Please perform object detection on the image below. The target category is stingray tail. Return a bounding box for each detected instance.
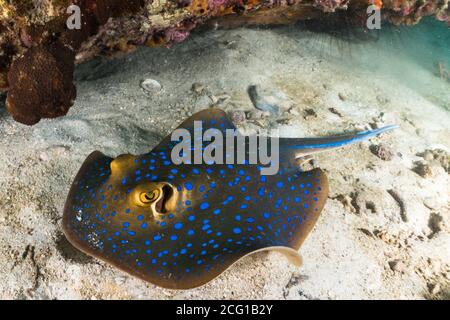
[280,124,399,158]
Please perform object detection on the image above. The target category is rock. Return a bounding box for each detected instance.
[334,194,357,214]
[418,149,450,173]
[338,92,347,101]
[427,282,441,295]
[412,161,434,178]
[303,108,317,120]
[370,144,394,161]
[191,83,206,95]
[209,94,231,107]
[246,110,270,120]
[376,95,390,105]
[328,107,343,117]
[140,79,162,94]
[247,85,282,114]
[288,107,300,116]
[229,110,246,124]
[388,260,407,273]
[39,152,50,162]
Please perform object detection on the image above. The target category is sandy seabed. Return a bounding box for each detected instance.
[0,21,449,300]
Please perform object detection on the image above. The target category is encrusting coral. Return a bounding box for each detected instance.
[0,0,449,125]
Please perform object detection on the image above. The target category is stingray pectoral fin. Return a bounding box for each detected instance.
[63,151,113,248]
[272,247,303,267]
[280,125,399,160]
[153,108,237,152]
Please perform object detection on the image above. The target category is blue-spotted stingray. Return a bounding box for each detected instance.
[63,108,397,289]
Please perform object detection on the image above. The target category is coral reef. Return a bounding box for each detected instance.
[0,0,449,124]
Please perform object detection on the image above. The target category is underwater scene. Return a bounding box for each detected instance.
[0,1,449,300]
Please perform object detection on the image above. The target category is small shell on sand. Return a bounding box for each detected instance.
[140,78,162,94]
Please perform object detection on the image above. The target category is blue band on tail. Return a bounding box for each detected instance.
[286,125,399,149]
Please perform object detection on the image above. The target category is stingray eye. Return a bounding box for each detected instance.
[140,190,160,204]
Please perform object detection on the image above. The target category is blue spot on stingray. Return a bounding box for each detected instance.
[184,182,193,190]
[263,212,270,219]
[174,222,183,230]
[258,187,265,197]
[277,181,283,188]
[233,227,242,234]
[202,224,211,231]
[128,231,135,236]
[170,235,178,241]
[180,249,187,254]
[192,168,200,175]
[247,217,255,223]
[304,203,309,209]
[185,200,191,206]
[141,222,148,229]
[145,240,151,246]
[137,215,144,221]
[260,176,267,183]
[304,190,309,195]
[240,204,248,209]
[170,168,178,174]
[188,215,195,222]
[213,208,221,215]
[199,185,205,192]
[154,235,162,241]
[235,215,241,221]
[200,202,210,210]
[123,222,130,229]
[188,230,195,236]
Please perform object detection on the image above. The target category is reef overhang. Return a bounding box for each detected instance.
[0,0,449,124]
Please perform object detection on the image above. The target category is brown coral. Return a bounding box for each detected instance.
[6,41,76,125]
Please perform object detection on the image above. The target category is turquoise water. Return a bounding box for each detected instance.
[305,17,450,110]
